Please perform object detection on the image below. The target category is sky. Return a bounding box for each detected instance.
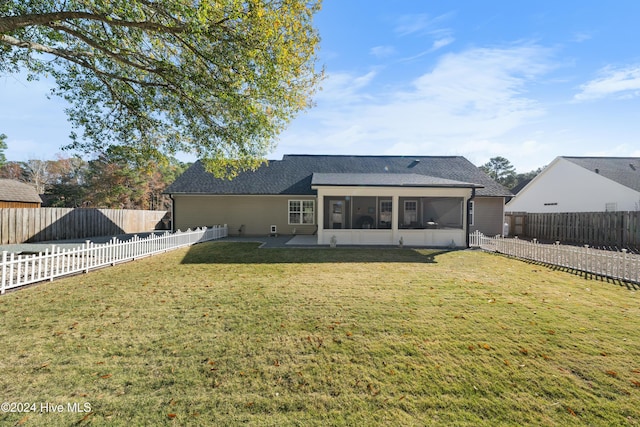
[2,1,640,173]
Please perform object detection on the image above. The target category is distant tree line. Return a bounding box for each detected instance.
[479,156,543,191]
[0,141,541,206]
[0,145,187,210]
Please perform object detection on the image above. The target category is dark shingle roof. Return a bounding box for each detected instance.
[563,157,640,192]
[311,173,482,188]
[0,179,42,203]
[165,155,511,197]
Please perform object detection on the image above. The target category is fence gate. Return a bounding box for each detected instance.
[505,212,526,237]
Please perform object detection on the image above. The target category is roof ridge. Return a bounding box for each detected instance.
[562,156,640,160]
[282,154,461,159]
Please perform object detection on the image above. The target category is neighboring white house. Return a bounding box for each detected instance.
[506,156,640,213]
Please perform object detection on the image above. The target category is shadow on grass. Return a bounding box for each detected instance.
[181,242,449,264]
[501,255,640,291]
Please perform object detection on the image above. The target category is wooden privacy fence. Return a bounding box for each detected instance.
[0,208,168,244]
[1,225,228,294]
[507,211,640,249]
[470,230,640,285]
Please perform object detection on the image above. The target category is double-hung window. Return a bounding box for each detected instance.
[289,200,315,225]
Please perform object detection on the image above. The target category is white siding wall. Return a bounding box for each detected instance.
[506,158,640,213]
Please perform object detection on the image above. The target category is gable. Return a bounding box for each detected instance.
[506,157,640,212]
[165,155,511,198]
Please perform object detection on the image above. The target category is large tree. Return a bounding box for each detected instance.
[85,146,152,209]
[480,156,517,189]
[0,0,322,176]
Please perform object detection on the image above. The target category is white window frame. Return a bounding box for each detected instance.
[288,200,315,225]
[379,199,392,225]
[468,200,475,226]
[404,200,418,225]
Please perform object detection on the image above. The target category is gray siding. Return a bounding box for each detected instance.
[471,197,505,236]
[173,195,316,236]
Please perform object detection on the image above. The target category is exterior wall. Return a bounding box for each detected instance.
[172,194,317,236]
[471,197,505,236]
[506,157,640,213]
[172,189,499,246]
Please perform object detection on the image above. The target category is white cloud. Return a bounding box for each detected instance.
[276,44,555,162]
[394,13,456,62]
[431,37,455,51]
[315,70,377,104]
[574,65,640,101]
[394,12,454,36]
[401,36,457,62]
[370,45,396,58]
[406,45,551,120]
[571,32,592,43]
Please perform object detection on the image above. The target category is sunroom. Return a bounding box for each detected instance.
[311,173,483,247]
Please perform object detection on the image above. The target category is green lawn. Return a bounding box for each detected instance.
[0,242,639,426]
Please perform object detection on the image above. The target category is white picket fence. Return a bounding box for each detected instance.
[469,230,640,285]
[0,225,228,294]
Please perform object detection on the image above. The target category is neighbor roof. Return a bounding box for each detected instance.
[165,155,511,197]
[0,179,42,203]
[563,157,640,192]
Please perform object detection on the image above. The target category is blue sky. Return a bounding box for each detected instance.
[2,1,640,173]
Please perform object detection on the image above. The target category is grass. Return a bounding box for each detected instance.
[0,242,639,426]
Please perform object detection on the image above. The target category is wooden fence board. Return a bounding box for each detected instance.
[0,208,168,244]
[507,211,640,248]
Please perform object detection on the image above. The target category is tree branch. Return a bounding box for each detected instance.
[0,33,91,60]
[48,22,165,75]
[1,34,172,90]
[0,11,185,34]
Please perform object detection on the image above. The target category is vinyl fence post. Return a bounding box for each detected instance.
[583,245,590,277]
[1,251,7,295]
[51,245,57,282]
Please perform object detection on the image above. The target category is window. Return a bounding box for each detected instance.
[468,200,475,226]
[404,200,418,225]
[379,199,392,227]
[605,202,617,212]
[289,200,314,225]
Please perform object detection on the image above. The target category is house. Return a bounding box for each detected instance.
[164,155,512,247]
[0,179,42,208]
[506,156,640,213]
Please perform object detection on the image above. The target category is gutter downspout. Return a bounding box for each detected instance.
[466,187,476,248]
[169,194,176,232]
